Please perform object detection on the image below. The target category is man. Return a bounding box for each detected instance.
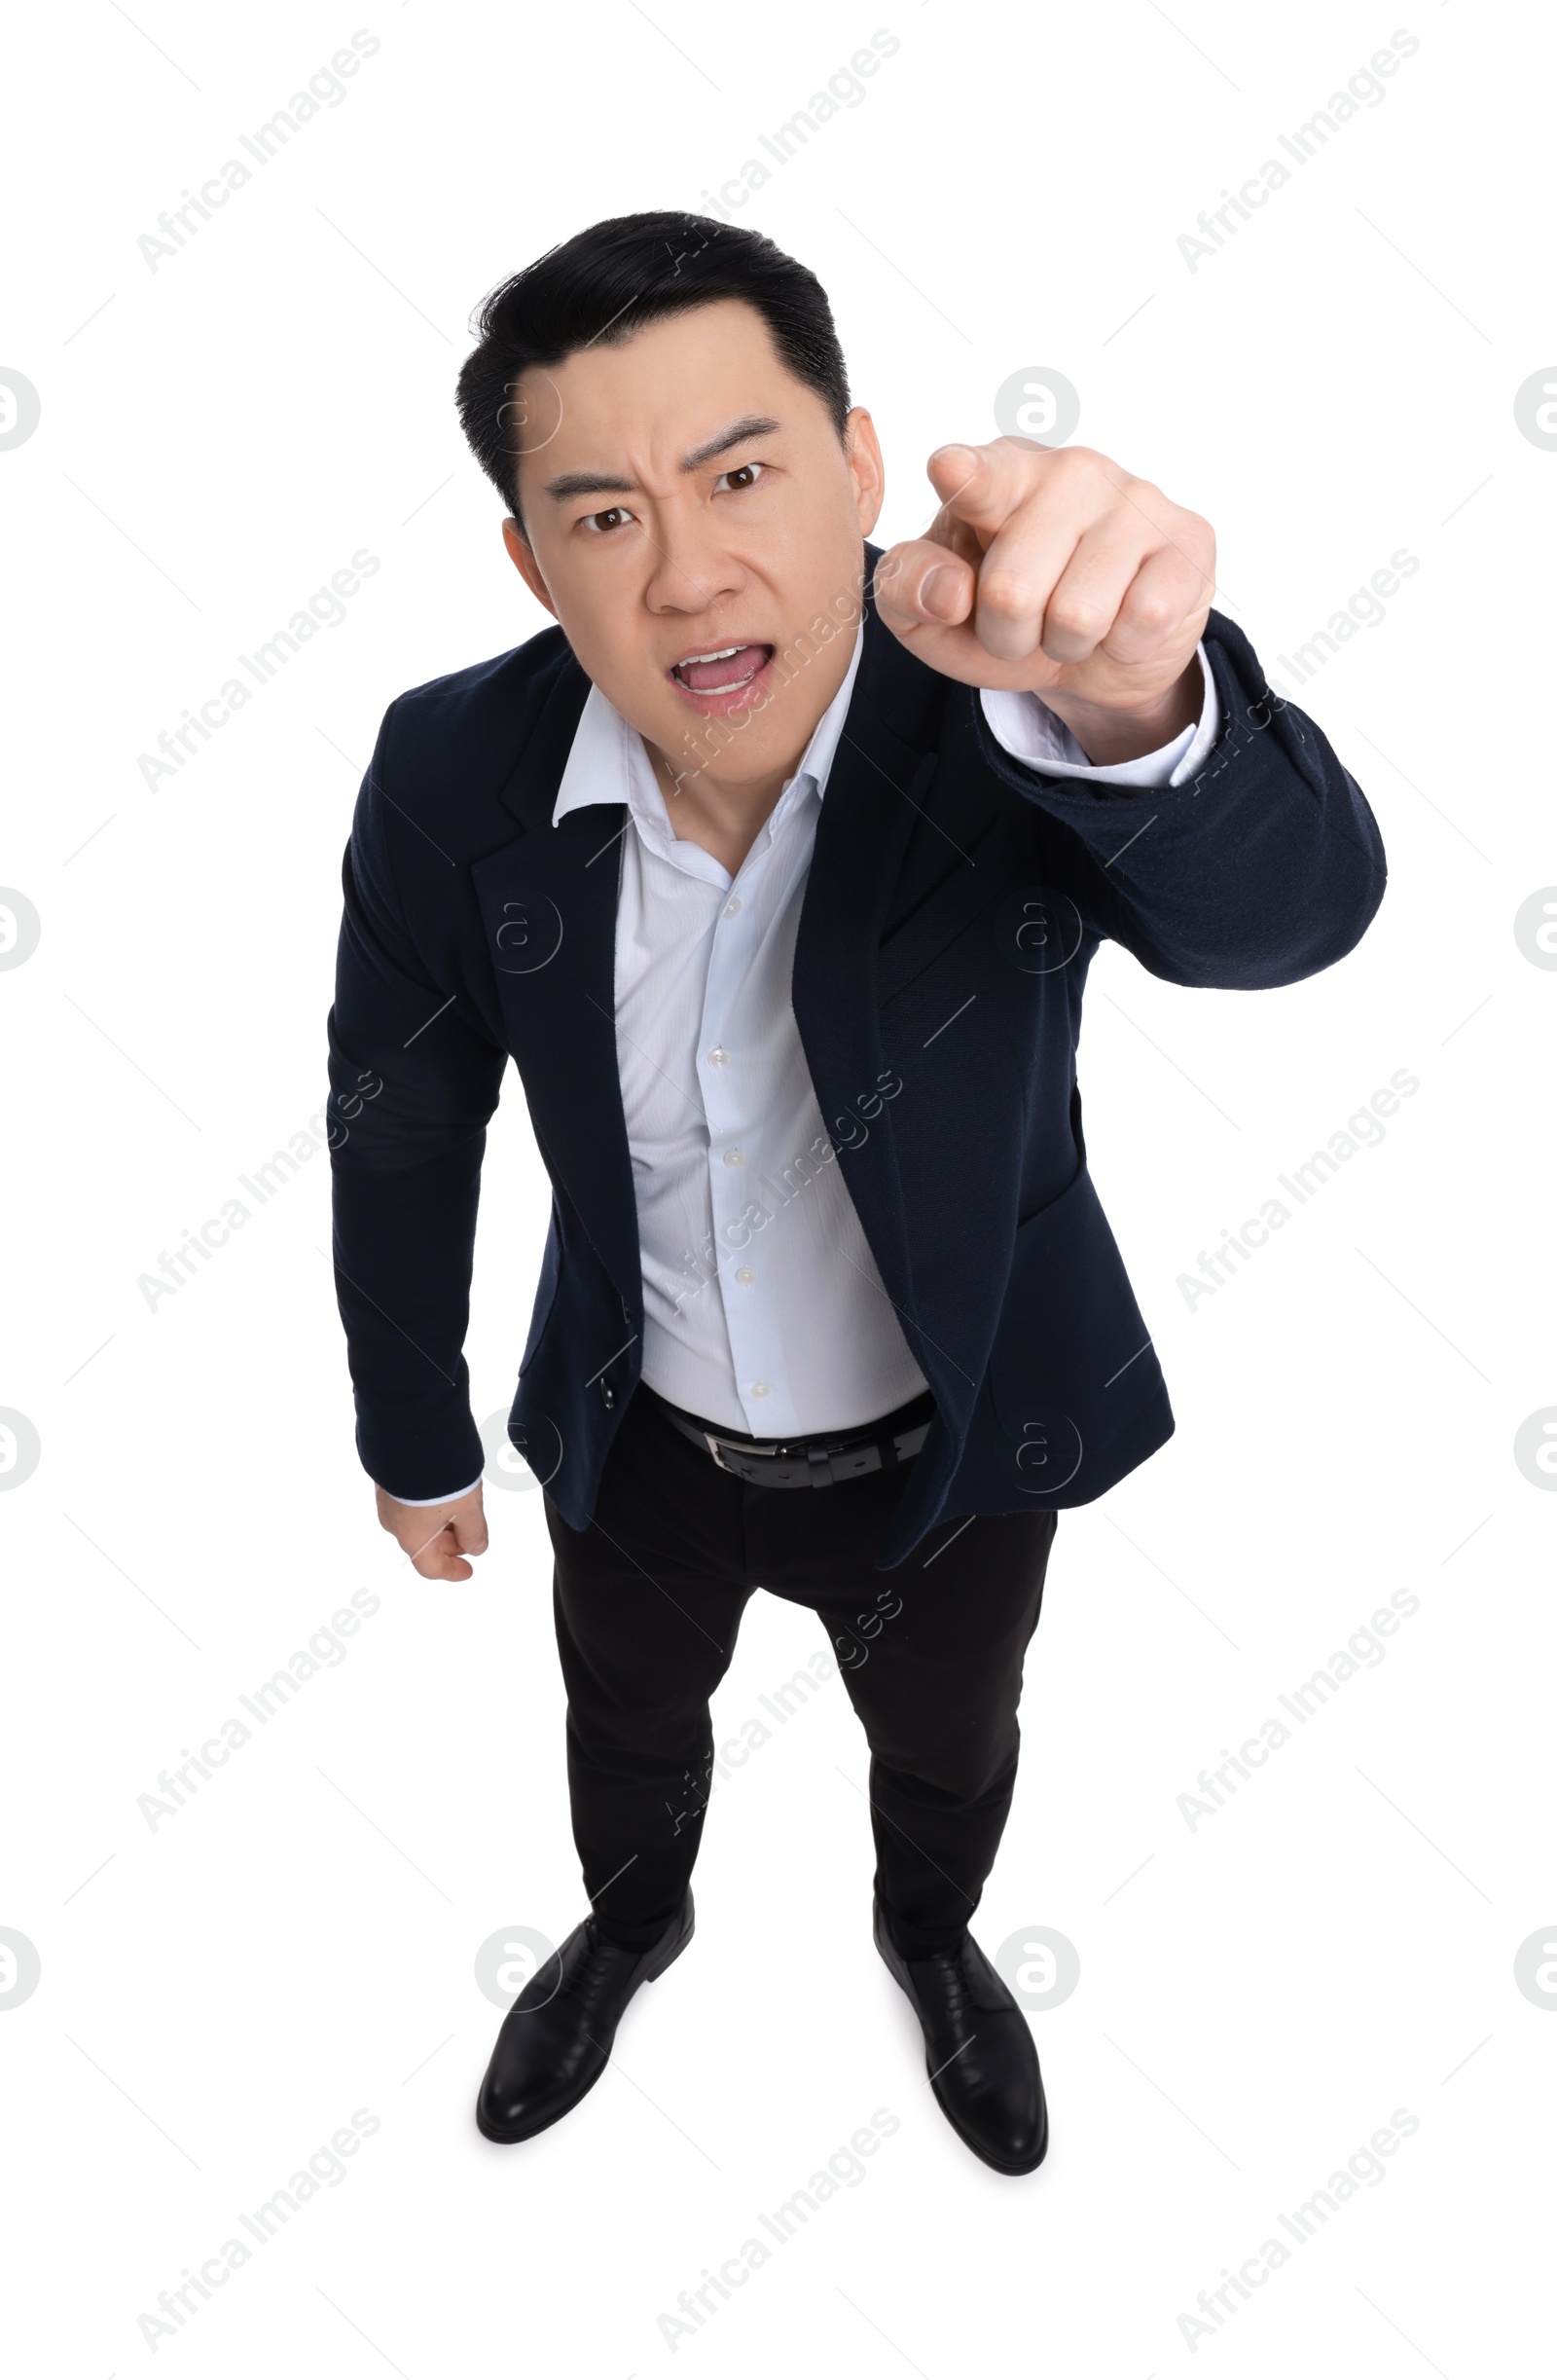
[327,211,1385,2176]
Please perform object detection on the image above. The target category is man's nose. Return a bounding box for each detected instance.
[642,504,743,616]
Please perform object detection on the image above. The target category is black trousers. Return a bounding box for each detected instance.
[542,1382,1059,1958]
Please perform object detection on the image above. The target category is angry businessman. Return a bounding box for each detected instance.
[327,211,1386,2174]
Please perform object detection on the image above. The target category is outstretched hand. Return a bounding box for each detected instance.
[873,439,1215,765]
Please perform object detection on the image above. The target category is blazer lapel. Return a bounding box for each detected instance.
[470,659,643,1312]
[790,587,941,1352]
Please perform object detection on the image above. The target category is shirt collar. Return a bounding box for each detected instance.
[552,627,864,841]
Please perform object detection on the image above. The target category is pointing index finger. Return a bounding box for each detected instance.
[926,438,1041,534]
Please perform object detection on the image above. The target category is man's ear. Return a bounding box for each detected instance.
[845,406,886,540]
[502,516,557,617]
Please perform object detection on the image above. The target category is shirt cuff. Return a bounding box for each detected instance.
[378,1475,484,1506]
[978,643,1220,789]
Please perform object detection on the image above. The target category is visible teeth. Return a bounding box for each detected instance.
[678,645,742,666]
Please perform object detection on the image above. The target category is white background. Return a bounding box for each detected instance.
[2,0,1551,2370]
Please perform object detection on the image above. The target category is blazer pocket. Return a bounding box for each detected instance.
[519,1211,562,1375]
[989,1163,1162,1456]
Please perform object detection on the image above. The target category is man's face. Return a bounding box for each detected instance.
[505,298,883,792]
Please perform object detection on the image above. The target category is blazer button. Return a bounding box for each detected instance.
[600,1380,616,1410]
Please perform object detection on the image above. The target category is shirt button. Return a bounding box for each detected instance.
[749,1382,771,1399]
[723,1148,743,1167]
[724,897,742,918]
[735,1266,755,1284]
[707,1044,729,1067]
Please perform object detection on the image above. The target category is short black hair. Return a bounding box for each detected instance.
[454,211,851,534]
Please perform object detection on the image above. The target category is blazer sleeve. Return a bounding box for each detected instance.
[326,703,508,1499]
[967,606,1388,989]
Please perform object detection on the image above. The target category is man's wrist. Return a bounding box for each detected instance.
[1035,656,1203,768]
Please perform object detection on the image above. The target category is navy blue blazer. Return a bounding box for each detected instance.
[327,545,1386,1568]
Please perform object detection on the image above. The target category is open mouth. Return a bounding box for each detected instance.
[668,641,777,714]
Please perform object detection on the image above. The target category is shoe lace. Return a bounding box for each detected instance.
[572,1921,635,2012]
[920,1941,975,2028]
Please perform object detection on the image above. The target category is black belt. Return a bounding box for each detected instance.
[651,1386,934,1488]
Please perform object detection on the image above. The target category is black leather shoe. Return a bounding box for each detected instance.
[476,1890,695,2144]
[873,1895,1047,2175]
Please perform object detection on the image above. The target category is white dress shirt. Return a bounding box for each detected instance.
[390,636,1220,1500]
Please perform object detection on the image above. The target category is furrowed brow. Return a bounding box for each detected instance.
[678,414,782,471]
[542,467,638,502]
[541,415,781,504]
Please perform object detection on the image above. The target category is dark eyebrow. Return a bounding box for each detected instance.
[681,413,781,471]
[541,414,782,503]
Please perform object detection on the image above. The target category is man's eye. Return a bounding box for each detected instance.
[583,506,632,534]
[714,461,765,494]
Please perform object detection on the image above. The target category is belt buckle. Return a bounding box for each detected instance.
[703,1429,779,1475]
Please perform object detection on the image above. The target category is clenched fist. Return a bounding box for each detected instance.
[874,439,1215,767]
[376,1482,489,1581]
